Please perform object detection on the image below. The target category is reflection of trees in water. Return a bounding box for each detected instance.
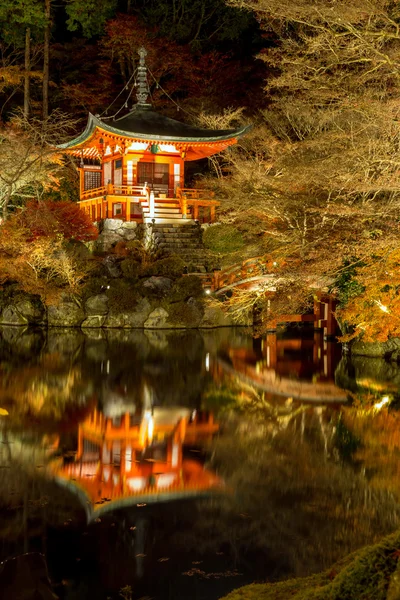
[0,328,213,427]
[340,408,400,498]
[171,409,400,581]
[0,437,83,560]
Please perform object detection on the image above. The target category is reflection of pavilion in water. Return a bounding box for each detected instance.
[53,396,221,518]
[212,330,348,403]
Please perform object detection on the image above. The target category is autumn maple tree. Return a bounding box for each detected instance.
[0,199,97,302]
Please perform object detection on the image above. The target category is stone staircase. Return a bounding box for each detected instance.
[151,223,208,273]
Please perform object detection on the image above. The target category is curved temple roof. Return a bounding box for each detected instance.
[58,105,251,149]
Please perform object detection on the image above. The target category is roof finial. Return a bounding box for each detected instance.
[136,47,151,107]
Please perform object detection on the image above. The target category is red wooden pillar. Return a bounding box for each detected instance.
[313,293,325,329]
[326,296,338,337]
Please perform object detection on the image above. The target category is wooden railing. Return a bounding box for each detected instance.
[176,187,219,222]
[79,185,219,222]
[81,184,150,202]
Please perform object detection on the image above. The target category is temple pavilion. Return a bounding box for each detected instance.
[59,48,250,224]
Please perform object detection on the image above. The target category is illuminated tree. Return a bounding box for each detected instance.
[198,0,400,338]
[0,111,76,220]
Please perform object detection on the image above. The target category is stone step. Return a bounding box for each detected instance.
[154,230,200,237]
[152,222,198,228]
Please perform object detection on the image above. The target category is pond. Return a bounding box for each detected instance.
[1,325,400,600]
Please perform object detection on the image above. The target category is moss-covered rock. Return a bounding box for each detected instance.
[170,275,204,302]
[220,529,400,600]
[166,298,204,328]
[350,338,400,360]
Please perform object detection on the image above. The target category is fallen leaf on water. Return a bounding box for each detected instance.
[129,526,137,531]
[137,503,147,507]
[0,408,9,416]
[135,553,146,558]
[158,557,169,562]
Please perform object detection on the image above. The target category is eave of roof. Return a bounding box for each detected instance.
[58,109,252,150]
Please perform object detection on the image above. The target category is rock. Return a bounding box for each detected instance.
[0,294,45,326]
[105,297,152,328]
[0,552,59,600]
[121,221,138,241]
[81,315,106,328]
[47,301,85,327]
[351,338,400,359]
[144,307,169,328]
[95,219,141,251]
[0,305,28,326]
[96,231,123,252]
[85,294,109,316]
[15,297,45,323]
[103,255,122,278]
[199,304,237,328]
[103,218,121,231]
[142,276,173,296]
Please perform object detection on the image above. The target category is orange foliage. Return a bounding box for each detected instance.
[0,201,96,302]
[337,247,400,342]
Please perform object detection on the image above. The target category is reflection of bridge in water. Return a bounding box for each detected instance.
[52,402,222,520]
[212,331,348,403]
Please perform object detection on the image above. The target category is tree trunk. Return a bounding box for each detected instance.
[42,0,51,120]
[1,188,12,222]
[24,27,31,120]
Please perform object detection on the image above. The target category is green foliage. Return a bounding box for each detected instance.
[145,255,186,280]
[331,258,366,307]
[120,258,142,280]
[65,0,117,38]
[203,224,245,254]
[0,0,46,46]
[170,275,204,302]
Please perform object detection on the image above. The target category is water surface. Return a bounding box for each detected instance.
[1,326,400,600]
